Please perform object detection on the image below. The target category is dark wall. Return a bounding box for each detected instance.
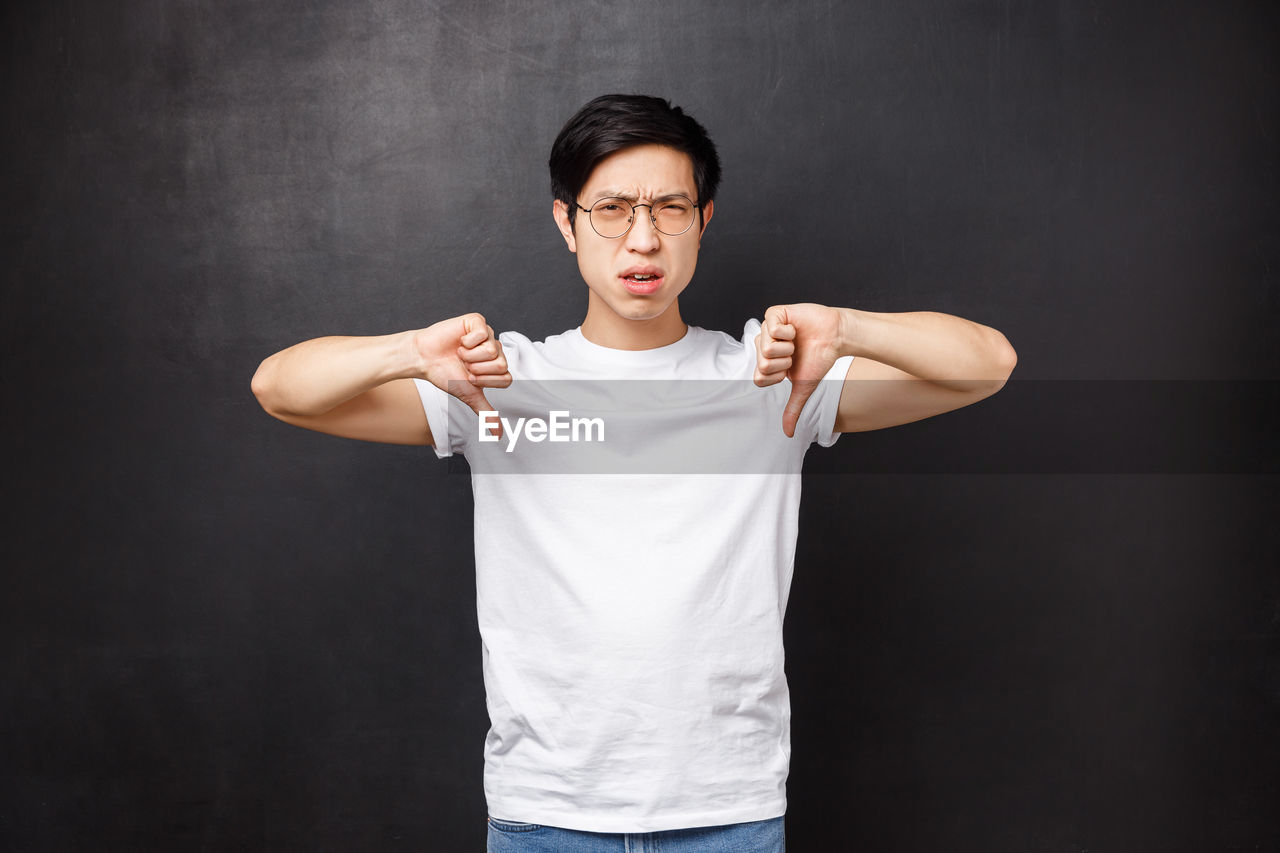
[3,1,1276,849]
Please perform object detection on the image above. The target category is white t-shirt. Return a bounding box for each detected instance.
[414,319,853,833]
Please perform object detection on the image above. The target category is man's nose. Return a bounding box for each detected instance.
[625,205,660,252]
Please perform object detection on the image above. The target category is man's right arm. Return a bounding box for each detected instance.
[250,313,510,446]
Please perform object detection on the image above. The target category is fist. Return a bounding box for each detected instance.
[413,313,512,428]
[754,303,846,438]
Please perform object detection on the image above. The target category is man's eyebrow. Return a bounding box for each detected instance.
[589,189,693,202]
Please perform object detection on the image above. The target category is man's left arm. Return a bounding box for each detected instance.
[753,303,1018,436]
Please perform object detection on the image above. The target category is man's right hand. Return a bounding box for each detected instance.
[414,313,513,424]
[252,312,513,447]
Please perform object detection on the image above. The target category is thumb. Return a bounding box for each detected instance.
[782,378,818,439]
[449,382,502,439]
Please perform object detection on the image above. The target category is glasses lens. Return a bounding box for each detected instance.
[652,197,696,236]
[589,198,633,238]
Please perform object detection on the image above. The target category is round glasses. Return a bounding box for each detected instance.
[574,195,701,239]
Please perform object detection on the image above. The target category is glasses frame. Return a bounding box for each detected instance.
[574,195,702,239]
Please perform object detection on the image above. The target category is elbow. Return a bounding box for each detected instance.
[959,329,1016,399]
[251,360,283,416]
[987,331,1017,394]
[997,333,1017,380]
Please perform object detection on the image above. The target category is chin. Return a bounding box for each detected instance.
[620,297,677,320]
[613,306,664,323]
[585,277,686,323]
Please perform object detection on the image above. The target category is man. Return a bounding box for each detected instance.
[252,94,1016,852]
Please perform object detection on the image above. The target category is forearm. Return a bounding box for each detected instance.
[251,331,424,417]
[836,308,1017,392]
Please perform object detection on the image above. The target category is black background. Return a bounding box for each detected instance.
[3,1,1277,850]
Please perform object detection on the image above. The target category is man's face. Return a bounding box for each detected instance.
[553,144,714,326]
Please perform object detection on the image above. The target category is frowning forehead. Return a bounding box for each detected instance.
[586,188,692,203]
[578,144,698,202]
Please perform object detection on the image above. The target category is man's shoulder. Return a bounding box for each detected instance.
[695,319,764,361]
[495,327,575,350]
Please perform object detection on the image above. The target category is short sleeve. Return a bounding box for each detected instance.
[412,378,461,459]
[795,354,854,447]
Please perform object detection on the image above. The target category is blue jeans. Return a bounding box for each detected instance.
[486,815,785,852]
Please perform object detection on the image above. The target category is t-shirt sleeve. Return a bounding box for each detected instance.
[412,378,460,459]
[795,354,854,447]
[742,318,854,448]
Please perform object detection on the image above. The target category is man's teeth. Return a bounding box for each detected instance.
[629,274,657,280]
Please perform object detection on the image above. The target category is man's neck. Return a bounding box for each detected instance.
[580,298,688,351]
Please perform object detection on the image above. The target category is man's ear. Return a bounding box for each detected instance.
[697,199,714,247]
[553,200,577,253]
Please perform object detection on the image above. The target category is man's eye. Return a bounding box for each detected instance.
[598,204,625,212]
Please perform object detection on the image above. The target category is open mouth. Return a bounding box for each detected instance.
[621,270,664,294]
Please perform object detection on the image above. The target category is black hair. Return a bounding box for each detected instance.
[549,94,722,229]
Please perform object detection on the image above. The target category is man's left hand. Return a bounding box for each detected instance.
[754,302,849,438]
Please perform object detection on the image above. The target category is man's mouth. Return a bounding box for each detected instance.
[621,269,664,294]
